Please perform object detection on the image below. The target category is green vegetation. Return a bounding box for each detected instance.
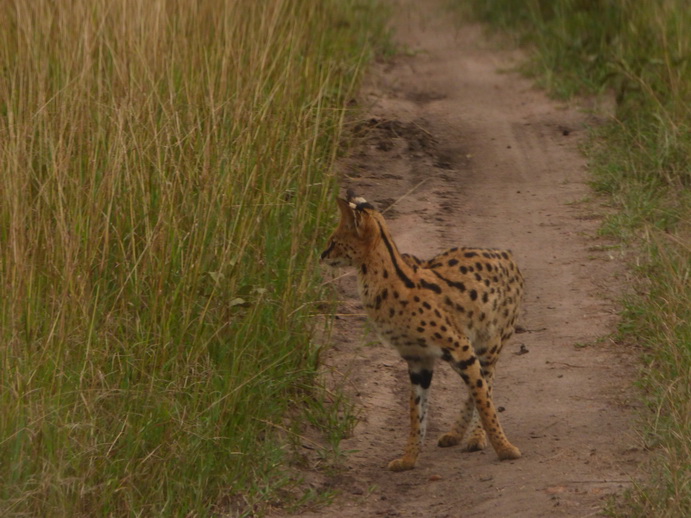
[462,1,690,516]
[0,0,386,515]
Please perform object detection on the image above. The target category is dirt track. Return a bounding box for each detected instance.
[289,2,644,516]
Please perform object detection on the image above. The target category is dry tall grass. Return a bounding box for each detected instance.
[0,0,385,514]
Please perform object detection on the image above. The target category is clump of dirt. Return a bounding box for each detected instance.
[352,117,438,156]
[276,1,644,516]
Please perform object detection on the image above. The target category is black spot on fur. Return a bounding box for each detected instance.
[377,221,415,288]
[456,357,477,370]
[432,270,466,292]
[409,369,433,389]
[420,279,442,294]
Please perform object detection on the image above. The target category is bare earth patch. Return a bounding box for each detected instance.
[283,1,645,516]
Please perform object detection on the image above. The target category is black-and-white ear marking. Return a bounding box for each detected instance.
[346,189,375,211]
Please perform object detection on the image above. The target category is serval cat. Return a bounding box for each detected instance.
[320,191,523,471]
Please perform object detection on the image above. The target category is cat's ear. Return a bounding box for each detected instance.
[336,197,356,230]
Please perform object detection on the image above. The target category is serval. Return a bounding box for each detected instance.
[320,191,523,471]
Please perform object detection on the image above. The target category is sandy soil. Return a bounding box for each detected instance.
[285,2,645,516]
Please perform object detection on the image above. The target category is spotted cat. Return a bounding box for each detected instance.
[320,192,523,471]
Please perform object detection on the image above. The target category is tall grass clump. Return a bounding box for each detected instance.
[461,0,690,516]
[0,0,386,515]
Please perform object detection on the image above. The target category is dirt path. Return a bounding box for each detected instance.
[292,2,644,516]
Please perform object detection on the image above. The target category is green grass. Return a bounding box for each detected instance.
[459,1,691,516]
[0,0,387,515]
